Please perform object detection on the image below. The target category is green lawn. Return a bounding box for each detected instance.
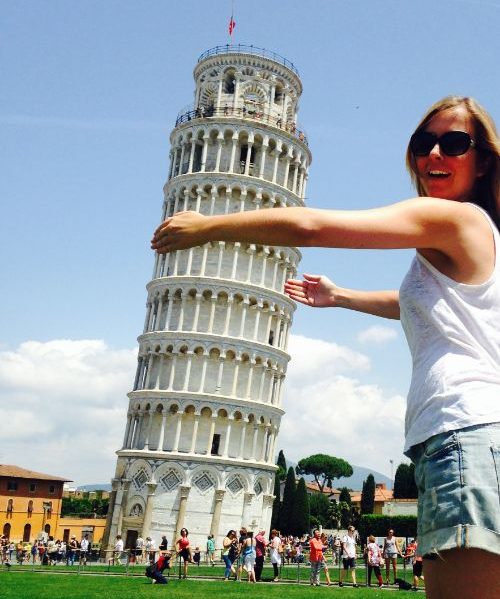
[0,570,423,599]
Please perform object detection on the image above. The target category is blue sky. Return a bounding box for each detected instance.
[1,0,499,486]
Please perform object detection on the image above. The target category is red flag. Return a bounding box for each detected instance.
[229,15,236,36]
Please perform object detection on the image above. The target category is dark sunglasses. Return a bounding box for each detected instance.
[410,130,476,157]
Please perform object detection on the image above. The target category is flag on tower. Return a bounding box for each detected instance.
[229,15,236,36]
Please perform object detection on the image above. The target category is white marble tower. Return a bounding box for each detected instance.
[103,45,311,551]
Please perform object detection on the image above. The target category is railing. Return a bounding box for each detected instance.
[1,546,423,589]
[175,105,308,146]
[197,45,299,77]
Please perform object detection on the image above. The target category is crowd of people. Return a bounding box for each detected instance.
[0,533,93,567]
[2,525,424,590]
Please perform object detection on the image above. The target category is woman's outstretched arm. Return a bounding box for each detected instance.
[151,197,480,254]
[285,274,400,320]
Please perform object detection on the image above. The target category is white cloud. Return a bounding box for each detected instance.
[281,335,406,481]
[0,340,136,485]
[357,325,398,345]
[0,335,406,489]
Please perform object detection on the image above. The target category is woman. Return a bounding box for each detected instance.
[382,529,402,585]
[366,535,384,587]
[320,532,331,585]
[152,96,500,599]
[242,531,257,583]
[268,529,281,582]
[221,529,237,581]
[175,528,192,579]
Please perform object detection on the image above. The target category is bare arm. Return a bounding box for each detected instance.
[285,274,400,320]
[151,198,494,286]
[153,198,465,251]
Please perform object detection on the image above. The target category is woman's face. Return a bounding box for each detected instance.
[414,106,485,203]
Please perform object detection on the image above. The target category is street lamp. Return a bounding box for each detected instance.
[389,460,394,488]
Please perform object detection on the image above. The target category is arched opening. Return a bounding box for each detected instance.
[2,523,11,539]
[23,523,31,543]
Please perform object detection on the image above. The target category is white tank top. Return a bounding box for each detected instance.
[400,204,500,451]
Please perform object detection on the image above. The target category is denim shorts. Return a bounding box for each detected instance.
[406,422,500,557]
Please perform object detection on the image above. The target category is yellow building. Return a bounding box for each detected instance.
[1,464,69,542]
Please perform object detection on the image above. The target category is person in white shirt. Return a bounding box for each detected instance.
[339,526,358,587]
[79,534,90,565]
[109,535,124,565]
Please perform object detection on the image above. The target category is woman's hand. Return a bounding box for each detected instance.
[151,211,210,253]
[284,274,340,308]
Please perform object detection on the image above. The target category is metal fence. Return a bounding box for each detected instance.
[197,45,299,76]
[174,105,309,147]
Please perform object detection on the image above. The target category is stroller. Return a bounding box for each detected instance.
[145,552,171,584]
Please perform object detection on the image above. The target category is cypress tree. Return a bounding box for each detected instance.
[291,477,310,536]
[394,463,411,498]
[276,449,287,481]
[278,466,297,534]
[360,474,375,514]
[339,486,352,505]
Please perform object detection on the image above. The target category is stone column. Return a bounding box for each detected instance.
[116,479,131,538]
[140,481,158,539]
[173,485,191,542]
[209,490,225,538]
[157,410,168,452]
[241,492,254,527]
[259,139,268,178]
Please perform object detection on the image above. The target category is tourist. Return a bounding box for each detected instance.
[366,534,384,587]
[254,529,267,581]
[206,534,215,566]
[145,536,156,563]
[269,529,281,582]
[339,525,358,587]
[193,546,201,566]
[405,536,424,591]
[79,534,89,565]
[175,527,193,579]
[151,95,500,598]
[320,532,331,585]
[383,528,403,585]
[242,531,256,583]
[222,529,237,581]
[309,528,324,586]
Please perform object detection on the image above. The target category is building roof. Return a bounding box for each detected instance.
[350,483,393,503]
[0,464,71,482]
[305,481,339,495]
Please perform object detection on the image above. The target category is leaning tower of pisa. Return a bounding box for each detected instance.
[103,45,311,551]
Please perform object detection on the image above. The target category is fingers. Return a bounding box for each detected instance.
[302,273,322,282]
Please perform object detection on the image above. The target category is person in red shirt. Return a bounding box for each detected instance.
[309,529,325,586]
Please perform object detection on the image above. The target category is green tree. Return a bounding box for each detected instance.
[270,472,281,531]
[394,463,418,499]
[360,474,375,514]
[407,463,418,498]
[291,477,310,536]
[339,487,352,505]
[296,454,353,495]
[278,467,296,533]
[309,492,330,527]
[276,449,287,481]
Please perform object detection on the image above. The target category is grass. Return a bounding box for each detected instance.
[0,569,423,599]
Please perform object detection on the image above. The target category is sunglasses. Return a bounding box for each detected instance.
[410,130,476,157]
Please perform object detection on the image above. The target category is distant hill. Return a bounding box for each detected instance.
[77,483,112,492]
[288,462,392,491]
